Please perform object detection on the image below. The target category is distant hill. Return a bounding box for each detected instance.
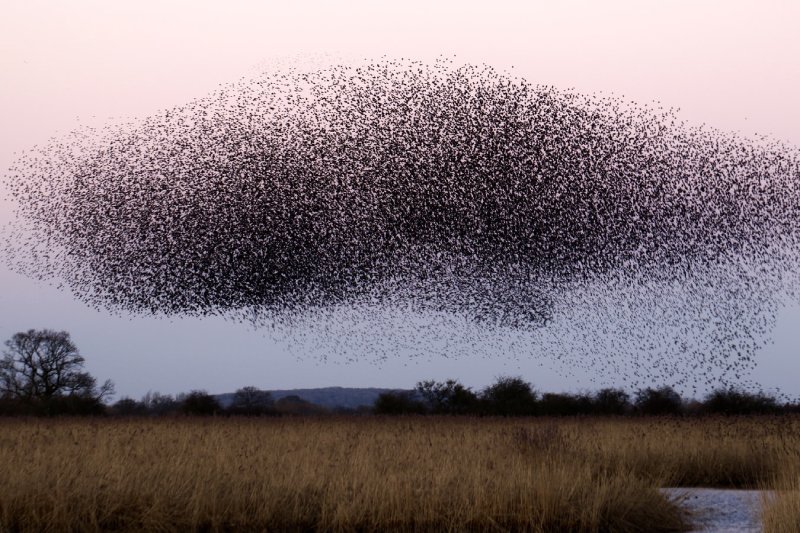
[216,387,413,410]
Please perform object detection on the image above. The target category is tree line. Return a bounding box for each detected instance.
[375,377,797,417]
[2,329,797,417]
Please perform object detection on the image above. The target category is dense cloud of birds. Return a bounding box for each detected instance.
[4,58,800,391]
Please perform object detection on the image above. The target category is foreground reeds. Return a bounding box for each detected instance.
[1,416,799,532]
[762,435,800,533]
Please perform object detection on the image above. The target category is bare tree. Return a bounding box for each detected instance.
[228,386,274,415]
[0,329,114,404]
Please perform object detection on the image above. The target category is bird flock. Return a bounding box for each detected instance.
[5,58,800,391]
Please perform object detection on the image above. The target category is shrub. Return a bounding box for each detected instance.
[481,376,538,416]
[634,386,683,416]
[415,379,479,415]
[112,397,147,416]
[539,393,589,416]
[593,388,631,415]
[180,390,221,416]
[374,391,426,415]
[141,392,181,416]
[227,386,275,416]
[702,387,780,415]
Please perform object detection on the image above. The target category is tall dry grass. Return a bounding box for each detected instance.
[761,426,800,533]
[1,416,798,531]
[560,416,800,487]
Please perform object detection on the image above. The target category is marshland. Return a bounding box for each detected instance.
[1,415,799,532]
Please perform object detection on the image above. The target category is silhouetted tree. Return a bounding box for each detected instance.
[228,386,275,416]
[634,386,683,416]
[140,391,180,416]
[481,376,538,416]
[593,388,631,415]
[180,390,221,415]
[373,391,426,415]
[539,392,594,416]
[784,402,800,414]
[0,329,114,415]
[416,379,479,414]
[111,397,147,416]
[539,393,575,416]
[702,387,780,415]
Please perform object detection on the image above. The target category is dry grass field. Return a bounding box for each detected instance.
[762,454,800,533]
[0,416,799,532]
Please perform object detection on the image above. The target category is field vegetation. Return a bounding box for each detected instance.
[1,416,800,532]
[3,330,800,530]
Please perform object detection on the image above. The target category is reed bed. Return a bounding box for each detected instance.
[1,416,798,532]
[761,436,800,533]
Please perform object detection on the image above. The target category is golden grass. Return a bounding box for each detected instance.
[763,489,800,533]
[761,437,800,533]
[1,416,799,532]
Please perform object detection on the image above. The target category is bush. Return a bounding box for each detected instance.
[111,397,147,416]
[43,395,107,416]
[0,394,106,416]
[180,390,221,416]
[593,388,631,415]
[141,392,181,416]
[634,386,683,416]
[482,376,538,416]
[227,386,275,416]
[539,393,591,416]
[374,391,426,415]
[702,388,780,415]
[416,379,479,415]
[0,396,34,416]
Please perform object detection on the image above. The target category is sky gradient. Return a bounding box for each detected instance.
[1,1,799,399]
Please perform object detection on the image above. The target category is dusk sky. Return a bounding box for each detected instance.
[1,1,799,400]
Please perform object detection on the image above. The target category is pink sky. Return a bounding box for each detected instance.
[2,1,798,152]
[1,1,799,398]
